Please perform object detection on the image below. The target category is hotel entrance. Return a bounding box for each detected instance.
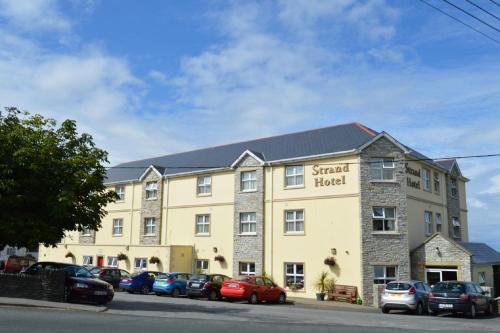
[425,267,458,286]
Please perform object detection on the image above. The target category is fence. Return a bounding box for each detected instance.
[0,270,65,302]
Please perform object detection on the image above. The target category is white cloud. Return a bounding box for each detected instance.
[482,174,500,195]
[469,198,487,209]
[0,0,70,31]
[148,70,168,84]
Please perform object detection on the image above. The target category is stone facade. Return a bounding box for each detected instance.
[359,137,410,305]
[445,165,461,241]
[411,233,472,281]
[139,169,163,245]
[232,154,265,276]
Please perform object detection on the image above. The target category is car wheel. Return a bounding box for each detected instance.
[485,302,493,316]
[155,292,162,296]
[141,285,150,295]
[248,293,258,305]
[208,290,217,301]
[187,294,195,299]
[172,288,181,298]
[381,307,390,314]
[64,287,72,302]
[468,303,477,319]
[414,302,424,316]
[278,293,286,305]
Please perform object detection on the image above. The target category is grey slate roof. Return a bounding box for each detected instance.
[434,159,456,171]
[459,242,500,265]
[105,122,378,183]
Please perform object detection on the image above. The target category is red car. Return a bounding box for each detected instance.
[220,276,286,304]
[0,255,36,273]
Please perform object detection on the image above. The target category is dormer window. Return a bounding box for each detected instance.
[145,181,158,199]
[241,171,257,191]
[451,178,458,198]
[370,158,395,180]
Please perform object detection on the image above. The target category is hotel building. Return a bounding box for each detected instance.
[39,122,500,303]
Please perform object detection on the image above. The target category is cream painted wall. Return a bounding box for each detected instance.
[405,161,446,203]
[407,199,448,250]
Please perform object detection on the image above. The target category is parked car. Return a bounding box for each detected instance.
[89,267,130,289]
[119,271,161,294]
[381,280,431,315]
[24,261,114,304]
[428,281,494,318]
[220,276,286,304]
[186,274,231,300]
[153,272,191,297]
[0,255,37,274]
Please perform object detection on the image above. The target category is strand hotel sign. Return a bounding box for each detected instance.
[312,164,350,187]
[405,163,421,189]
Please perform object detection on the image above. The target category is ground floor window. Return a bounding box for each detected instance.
[239,262,255,276]
[479,272,487,286]
[134,257,147,270]
[285,263,304,290]
[83,256,93,266]
[107,256,118,267]
[373,265,397,284]
[425,266,458,286]
[196,259,209,273]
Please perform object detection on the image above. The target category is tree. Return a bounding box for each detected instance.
[0,107,118,248]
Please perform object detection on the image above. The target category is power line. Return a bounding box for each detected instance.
[441,0,500,33]
[419,0,500,45]
[105,153,500,169]
[489,0,500,8]
[465,0,500,22]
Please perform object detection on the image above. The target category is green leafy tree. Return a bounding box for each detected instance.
[0,107,118,249]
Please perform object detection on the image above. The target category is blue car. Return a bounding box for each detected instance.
[119,271,161,294]
[153,272,192,297]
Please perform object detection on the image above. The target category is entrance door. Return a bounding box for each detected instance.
[97,256,104,267]
[425,267,458,287]
[494,265,500,298]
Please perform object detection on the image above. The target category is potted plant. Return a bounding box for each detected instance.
[324,257,336,266]
[117,253,128,261]
[149,256,160,264]
[214,255,225,262]
[65,251,74,258]
[314,271,332,301]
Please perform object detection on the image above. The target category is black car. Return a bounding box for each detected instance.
[428,281,493,318]
[24,262,114,305]
[186,274,231,300]
[89,267,130,289]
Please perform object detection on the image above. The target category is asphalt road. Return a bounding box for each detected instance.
[0,292,498,333]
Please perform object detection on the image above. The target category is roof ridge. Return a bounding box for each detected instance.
[114,122,373,167]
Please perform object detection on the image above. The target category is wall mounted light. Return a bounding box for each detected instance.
[435,247,441,256]
[213,247,218,253]
[331,248,337,255]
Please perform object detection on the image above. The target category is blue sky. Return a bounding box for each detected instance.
[0,0,499,250]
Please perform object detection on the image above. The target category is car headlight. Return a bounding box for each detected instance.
[75,283,89,289]
[108,284,114,291]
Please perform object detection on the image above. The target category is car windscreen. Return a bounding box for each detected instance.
[432,282,465,293]
[130,272,144,278]
[386,283,412,291]
[65,266,93,278]
[235,276,251,282]
[190,274,209,281]
[89,267,102,274]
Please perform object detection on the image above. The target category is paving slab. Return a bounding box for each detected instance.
[0,297,107,312]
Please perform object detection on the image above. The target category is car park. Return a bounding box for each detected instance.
[89,267,130,289]
[153,272,191,297]
[186,274,231,300]
[220,276,286,304]
[24,261,114,304]
[0,255,36,274]
[119,271,161,294]
[381,280,431,315]
[428,281,494,318]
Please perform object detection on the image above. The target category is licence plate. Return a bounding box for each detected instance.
[390,293,402,297]
[156,281,166,285]
[228,283,238,288]
[439,304,453,309]
[94,291,107,296]
[191,283,200,288]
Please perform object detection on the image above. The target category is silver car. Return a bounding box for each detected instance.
[381,280,431,315]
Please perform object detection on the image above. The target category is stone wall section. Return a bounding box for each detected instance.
[139,169,163,245]
[359,137,410,305]
[445,166,461,241]
[411,234,472,281]
[232,154,265,276]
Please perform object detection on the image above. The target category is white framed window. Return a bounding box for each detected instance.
[422,168,431,191]
[240,212,257,234]
[239,262,256,276]
[115,186,125,201]
[145,181,158,199]
[83,256,93,266]
[134,257,147,270]
[195,214,210,235]
[196,259,209,273]
[452,217,461,238]
[112,218,123,236]
[144,217,156,235]
[285,210,304,233]
[436,213,442,233]
[370,158,395,180]
[241,171,257,191]
[372,207,396,232]
[107,256,118,267]
[82,227,92,236]
[479,272,487,286]
[285,263,304,290]
[285,165,304,187]
[197,176,212,195]
[374,265,397,284]
[433,172,440,194]
[424,211,433,236]
[451,178,458,197]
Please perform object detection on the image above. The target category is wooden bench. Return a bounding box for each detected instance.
[328,285,357,303]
